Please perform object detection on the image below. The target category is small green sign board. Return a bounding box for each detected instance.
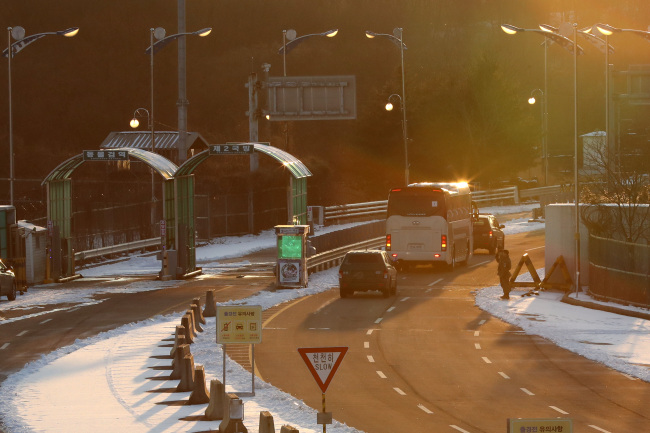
[83,150,129,161]
[508,418,572,433]
[209,144,254,155]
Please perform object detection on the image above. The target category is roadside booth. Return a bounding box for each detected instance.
[275,225,310,288]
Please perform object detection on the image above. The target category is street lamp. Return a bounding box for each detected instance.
[528,89,548,185]
[385,93,409,185]
[278,28,338,76]
[130,107,156,234]
[4,25,79,206]
[144,27,211,163]
[502,22,583,294]
[366,28,409,185]
[594,23,650,173]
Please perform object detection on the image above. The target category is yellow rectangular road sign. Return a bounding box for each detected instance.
[508,418,572,433]
[216,305,262,344]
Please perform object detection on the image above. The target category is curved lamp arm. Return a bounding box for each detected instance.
[3,27,79,58]
[277,29,338,55]
[145,27,212,55]
[365,30,407,50]
[502,23,583,55]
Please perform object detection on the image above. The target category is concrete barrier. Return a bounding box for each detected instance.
[188,365,210,405]
[204,290,217,317]
[280,426,299,433]
[185,309,199,336]
[204,379,226,421]
[190,305,204,333]
[258,411,275,433]
[219,393,248,433]
[180,315,194,344]
[170,326,186,357]
[171,344,190,380]
[192,297,206,325]
[176,351,195,392]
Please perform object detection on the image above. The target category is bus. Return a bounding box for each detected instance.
[385,182,474,270]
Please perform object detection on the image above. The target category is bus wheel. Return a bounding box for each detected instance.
[449,248,456,270]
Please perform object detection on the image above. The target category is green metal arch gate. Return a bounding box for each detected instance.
[42,144,311,279]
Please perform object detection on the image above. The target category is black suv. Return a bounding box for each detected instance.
[338,250,397,298]
[473,214,505,255]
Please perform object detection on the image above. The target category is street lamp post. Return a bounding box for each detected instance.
[502,22,583,294]
[366,28,409,185]
[145,26,211,163]
[4,26,79,206]
[594,23,650,173]
[277,28,338,150]
[130,108,156,234]
[528,89,547,184]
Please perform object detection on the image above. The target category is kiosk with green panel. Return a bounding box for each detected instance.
[275,225,309,288]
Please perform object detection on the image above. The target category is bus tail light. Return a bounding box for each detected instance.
[441,235,447,251]
[386,234,391,251]
[488,230,493,238]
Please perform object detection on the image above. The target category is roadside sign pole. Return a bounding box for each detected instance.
[322,392,326,433]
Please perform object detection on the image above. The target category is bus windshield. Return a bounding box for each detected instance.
[387,189,446,218]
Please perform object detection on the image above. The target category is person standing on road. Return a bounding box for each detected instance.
[496,249,511,299]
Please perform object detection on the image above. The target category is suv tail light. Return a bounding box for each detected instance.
[441,235,447,251]
[489,230,493,238]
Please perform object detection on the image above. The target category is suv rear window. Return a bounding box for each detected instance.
[343,253,383,265]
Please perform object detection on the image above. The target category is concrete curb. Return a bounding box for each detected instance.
[561,294,650,321]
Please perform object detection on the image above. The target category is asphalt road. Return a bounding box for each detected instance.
[255,230,650,433]
[1,225,648,433]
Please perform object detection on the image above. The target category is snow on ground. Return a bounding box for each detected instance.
[1,204,648,432]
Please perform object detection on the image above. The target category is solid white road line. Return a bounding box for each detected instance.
[393,387,406,395]
[482,357,492,364]
[418,404,433,414]
[367,355,375,363]
[376,371,387,379]
[549,406,569,415]
[520,388,535,396]
[498,372,510,379]
[588,425,612,433]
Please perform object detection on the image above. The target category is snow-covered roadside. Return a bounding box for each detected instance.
[1,206,648,432]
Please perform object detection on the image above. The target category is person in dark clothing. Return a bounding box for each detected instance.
[496,249,512,299]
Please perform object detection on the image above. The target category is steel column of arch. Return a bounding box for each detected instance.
[174,174,196,273]
[46,179,73,279]
[163,178,176,251]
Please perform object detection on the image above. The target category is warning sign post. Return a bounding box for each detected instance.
[298,347,348,433]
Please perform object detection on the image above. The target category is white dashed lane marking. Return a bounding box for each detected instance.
[393,387,406,395]
[549,406,569,415]
[367,355,375,363]
[17,330,28,337]
[450,425,471,433]
[364,342,369,349]
[418,404,433,414]
[40,318,52,324]
[374,318,383,324]
[376,371,386,379]
[0,343,9,350]
[474,343,481,350]
[520,388,535,396]
[387,307,395,313]
[428,278,444,287]
[478,319,486,325]
[498,372,510,379]
[482,357,492,364]
[588,425,612,433]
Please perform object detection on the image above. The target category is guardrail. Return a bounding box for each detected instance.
[471,186,518,204]
[74,237,161,261]
[324,201,387,225]
[306,236,385,273]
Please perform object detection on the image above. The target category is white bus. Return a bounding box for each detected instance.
[386,182,474,270]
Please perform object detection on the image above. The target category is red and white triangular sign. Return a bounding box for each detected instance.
[298,347,348,393]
